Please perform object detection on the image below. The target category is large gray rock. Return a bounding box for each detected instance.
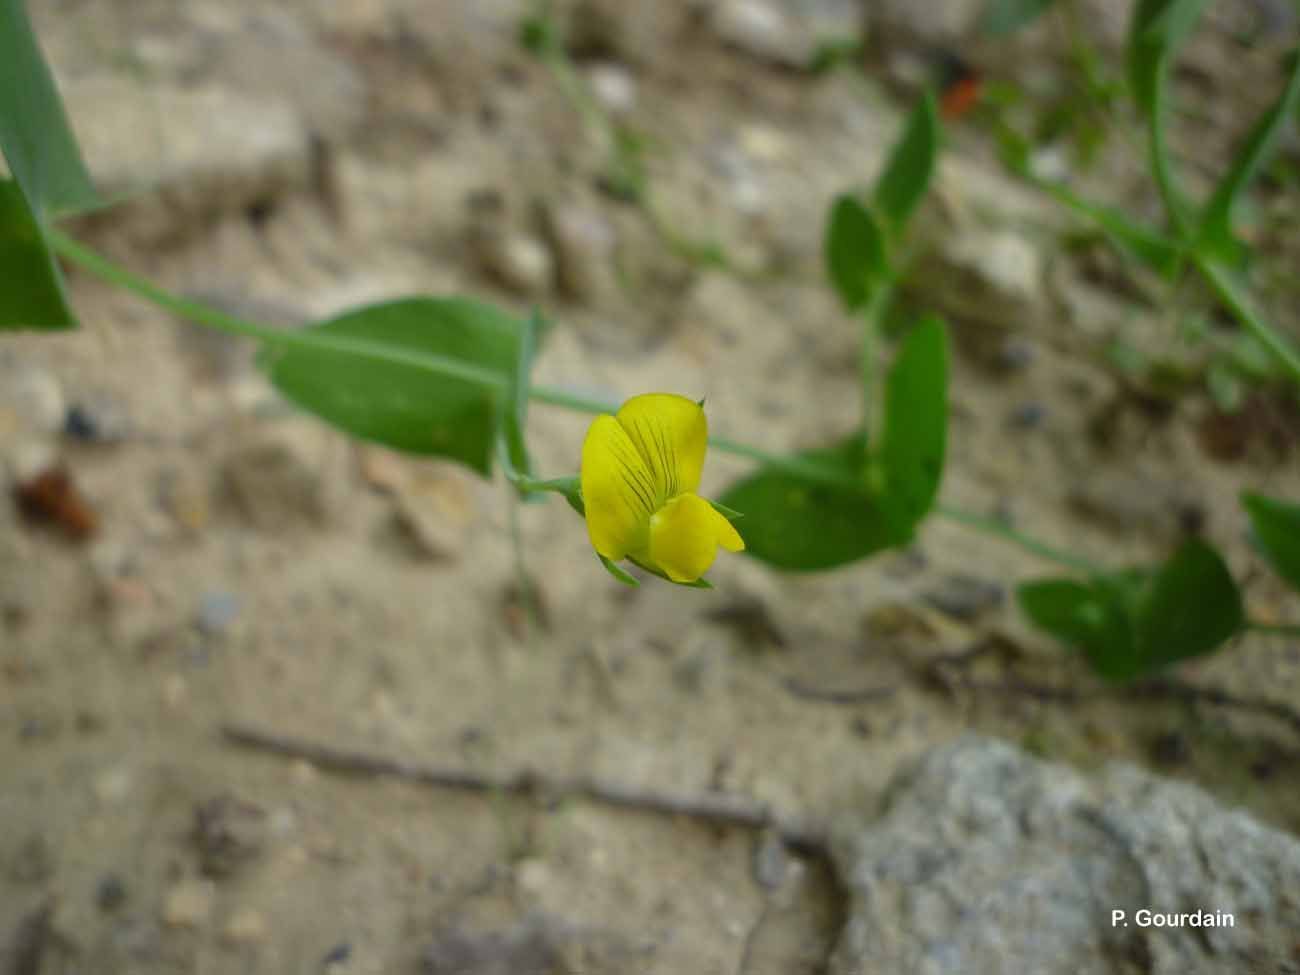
[830,736,1300,975]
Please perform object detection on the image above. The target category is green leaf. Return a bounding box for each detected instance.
[1198,51,1300,260]
[878,317,948,533]
[1127,0,1209,118]
[825,194,887,312]
[1242,492,1300,594]
[1019,541,1243,681]
[260,297,528,476]
[873,93,939,238]
[719,434,898,570]
[1038,179,1183,273]
[1018,577,1137,677]
[982,0,1059,35]
[0,178,75,329]
[0,0,97,216]
[1134,539,1243,671]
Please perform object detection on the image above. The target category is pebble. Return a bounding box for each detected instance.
[474,230,554,298]
[193,795,267,878]
[543,203,619,304]
[97,874,128,912]
[752,830,789,890]
[223,424,332,532]
[158,467,212,534]
[586,62,637,115]
[162,880,215,928]
[996,336,1038,372]
[713,0,815,68]
[922,574,1006,621]
[221,907,269,946]
[0,356,65,437]
[392,471,475,561]
[93,767,133,806]
[1006,402,1048,430]
[196,591,241,636]
[62,395,131,443]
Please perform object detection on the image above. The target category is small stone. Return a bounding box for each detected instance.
[392,470,476,561]
[752,830,789,890]
[162,880,215,928]
[713,0,816,68]
[288,760,317,787]
[513,858,551,896]
[0,355,65,438]
[996,336,1038,372]
[223,423,334,532]
[586,62,637,115]
[158,467,212,534]
[922,574,1006,621]
[63,396,131,443]
[543,203,619,304]
[1006,402,1048,430]
[475,230,554,298]
[221,908,269,946]
[193,795,267,878]
[196,591,241,636]
[93,767,133,806]
[97,874,128,912]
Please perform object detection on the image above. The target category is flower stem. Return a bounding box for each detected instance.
[52,229,1112,575]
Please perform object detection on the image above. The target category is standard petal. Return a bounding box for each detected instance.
[581,415,656,560]
[647,492,726,583]
[615,393,707,501]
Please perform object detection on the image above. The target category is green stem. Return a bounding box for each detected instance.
[47,230,507,390]
[934,503,1103,574]
[53,229,1110,574]
[1196,255,1300,386]
[859,282,893,443]
[1147,63,1192,238]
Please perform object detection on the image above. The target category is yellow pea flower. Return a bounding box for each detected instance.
[581,393,744,584]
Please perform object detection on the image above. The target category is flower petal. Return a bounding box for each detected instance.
[581,414,656,560]
[647,492,737,583]
[714,506,745,552]
[615,393,707,501]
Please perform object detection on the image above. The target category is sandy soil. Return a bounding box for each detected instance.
[4,1,1299,972]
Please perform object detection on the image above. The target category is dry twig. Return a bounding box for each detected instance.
[221,723,828,855]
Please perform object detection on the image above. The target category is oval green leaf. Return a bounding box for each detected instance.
[825,194,887,312]
[879,317,949,532]
[873,93,939,238]
[260,297,527,475]
[718,434,899,570]
[1134,538,1244,670]
[1242,492,1300,594]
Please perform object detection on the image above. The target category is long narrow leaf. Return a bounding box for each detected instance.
[0,0,97,216]
[0,178,76,329]
[1199,51,1300,258]
[873,93,939,239]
